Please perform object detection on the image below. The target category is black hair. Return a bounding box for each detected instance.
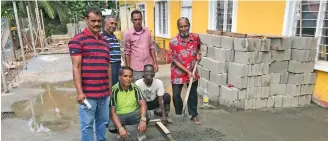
[118,66,133,76]
[131,10,143,19]
[177,17,190,27]
[144,64,154,70]
[84,6,102,18]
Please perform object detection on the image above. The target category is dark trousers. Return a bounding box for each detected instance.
[111,63,121,85]
[172,80,198,117]
[146,93,171,110]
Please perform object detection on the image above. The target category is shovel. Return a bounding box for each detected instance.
[182,63,198,116]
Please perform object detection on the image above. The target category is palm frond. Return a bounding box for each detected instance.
[39,1,55,19]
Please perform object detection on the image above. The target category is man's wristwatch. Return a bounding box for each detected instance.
[140,117,147,122]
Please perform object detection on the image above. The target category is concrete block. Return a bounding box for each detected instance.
[270,73,281,84]
[207,46,215,58]
[291,49,310,62]
[228,75,248,89]
[228,62,249,77]
[276,49,291,61]
[269,61,288,73]
[288,60,315,73]
[282,96,292,107]
[270,38,281,50]
[234,51,253,64]
[255,87,262,98]
[261,52,271,63]
[254,76,262,87]
[212,35,221,47]
[300,84,314,95]
[221,36,234,50]
[261,75,271,87]
[261,39,271,51]
[303,73,316,84]
[199,34,212,46]
[247,76,255,88]
[238,89,247,100]
[298,95,311,106]
[253,39,262,51]
[291,37,316,50]
[248,64,263,76]
[261,87,270,98]
[220,86,239,102]
[213,48,234,62]
[274,95,283,108]
[246,87,255,99]
[280,72,289,84]
[291,96,299,107]
[200,67,210,80]
[270,84,286,96]
[207,82,220,96]
[270,50,277,62]
[244,99,253,110]
[286,84,301,96]
[202,57,228,73]
[210,72,227,85]
[231,100,245,109]
[308,49,317,61]
[267,96,275,108]
[200,44,208,57]
[261,63,270,74]
[199,78,208,91]
[234,38,252,51]
[252,99,257,110]
[281,38,292,50]
[255,98,267,109]
[288,73,304,85]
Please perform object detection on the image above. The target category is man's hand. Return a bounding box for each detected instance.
[196,53,201,62]
[76,93,86,104]
[154,63,159,72]
[119,128,129,140]
[138,120,147,133]
[187,71,195,78]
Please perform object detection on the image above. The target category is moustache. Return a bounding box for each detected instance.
[93,26,100,28]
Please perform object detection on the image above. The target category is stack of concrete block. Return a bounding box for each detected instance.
[197,33,317,110]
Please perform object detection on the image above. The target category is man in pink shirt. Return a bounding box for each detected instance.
[124,10,158,82]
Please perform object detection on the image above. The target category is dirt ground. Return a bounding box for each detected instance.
[2,54,328,141]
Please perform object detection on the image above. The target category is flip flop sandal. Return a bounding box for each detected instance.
[190,117,202,125]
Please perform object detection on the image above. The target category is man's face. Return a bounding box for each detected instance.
[131,13,142,30]
[119,69,133,87]
[143,66,155,84]
[178,19,190,38]
[105,18,117,33]
[85,12,102,33]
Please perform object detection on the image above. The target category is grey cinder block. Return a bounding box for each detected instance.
[207,46,215,59]
[248,63,263,76]
[270,73,281,84]
[212,35,221,48]
[288,60,315,73]
[271,38,291,50]
[247,76,255,88]
[213,48,234,62]
[228,62,249,77]
[286,84,301,96]
[261,63,270,74]
[282,96,292,108]
[291,37,317,50]
[300,84,314,95]
[202,57,228,73]
[262,74,271,87]
[228,75,248,89]
[234,51,253,64]
[221,36,234,50]
[267,96,275,108]
[280,72,289,84]
[298,95,312,106]
[200,67,210,80]
[288,73,304,85]
[303,73,316,84]
[199,78,209,91]
[207,82,220,96]
[261,51,271,63]
[261,87,270,98]
[274,95,283,108]
[200,44,208,57]
[253,39,262,51]
[261,39,271,51]
[291,49,310,62]
[246,87,255,99]
[220,85,239,102]
[238,89,247,100]
[270,84,286,96]
[234,38,253,51]
[199,34,212,46]
[254,76,262,87]
[308,49,317,61]
[210,72,227,85]
[269,61,288,73]
[244,99,253,110]
[291,96,299,107]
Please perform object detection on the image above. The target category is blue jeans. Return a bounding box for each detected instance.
[79,96,110,141]
[111,63,121,85]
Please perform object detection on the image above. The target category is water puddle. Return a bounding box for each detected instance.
[12,82,79,132]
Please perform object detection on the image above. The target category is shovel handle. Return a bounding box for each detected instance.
[182,63,198,115]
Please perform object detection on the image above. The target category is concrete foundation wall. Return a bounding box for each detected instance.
[198,34,316,110]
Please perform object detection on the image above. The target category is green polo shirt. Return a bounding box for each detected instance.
[111,82,144,114]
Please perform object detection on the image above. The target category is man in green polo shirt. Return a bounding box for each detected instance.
[109,66,147,141]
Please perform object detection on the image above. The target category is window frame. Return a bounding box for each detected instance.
[282,0,328,72]
[136,2,147,27]
[181,0,192,32]
[155,0,170,38]
[208,0,237,32]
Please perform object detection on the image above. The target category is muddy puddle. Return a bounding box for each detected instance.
[12,81,79,132]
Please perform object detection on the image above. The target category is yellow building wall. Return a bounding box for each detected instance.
[313,71,328,107]
[191,1,208,34]
[236,1,286,36]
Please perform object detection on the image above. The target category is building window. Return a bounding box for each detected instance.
[155,1,169,37]
[181,0,192,31]
[209,0,235,32]
[136,3,146,27]
[317,2,328,61]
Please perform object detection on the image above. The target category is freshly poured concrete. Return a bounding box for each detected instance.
[2,54,328,141]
